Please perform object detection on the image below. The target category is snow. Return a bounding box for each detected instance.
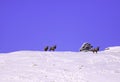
[105,46,120,52]
[0,46,120,82]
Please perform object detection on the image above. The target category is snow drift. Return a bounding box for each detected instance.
[105,46,120,52]
[0,46,120,82]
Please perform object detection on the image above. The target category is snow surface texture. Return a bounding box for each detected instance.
[0,46,120,82]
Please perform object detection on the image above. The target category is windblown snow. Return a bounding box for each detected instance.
[0,46,120,82]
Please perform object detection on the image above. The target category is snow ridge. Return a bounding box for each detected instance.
[0,46,120,82]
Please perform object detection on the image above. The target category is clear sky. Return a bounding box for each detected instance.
[0,0,120,52]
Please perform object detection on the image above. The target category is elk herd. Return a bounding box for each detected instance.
[44,45,56,51]
[44,43,100,53]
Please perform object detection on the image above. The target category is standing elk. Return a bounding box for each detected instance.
[91,47,100,53]
[49,45,56,51]
[44,46,49,51]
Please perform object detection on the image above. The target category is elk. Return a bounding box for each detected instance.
[44,46,49,51]
[49,45,56,51]
[91,47,100,53]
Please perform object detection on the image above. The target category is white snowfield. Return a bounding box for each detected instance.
[0,46,120,82]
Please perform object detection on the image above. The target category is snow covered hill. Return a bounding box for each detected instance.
[0,46,120,82]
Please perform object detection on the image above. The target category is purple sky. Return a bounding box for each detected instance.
[0,0,120,52]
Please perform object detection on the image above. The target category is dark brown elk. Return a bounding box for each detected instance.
[44,46,49,51]
[49,45,56,51]
[91,47,100,53]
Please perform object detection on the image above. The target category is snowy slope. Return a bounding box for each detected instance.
[105,46,120,52]
[0,47,120,82]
